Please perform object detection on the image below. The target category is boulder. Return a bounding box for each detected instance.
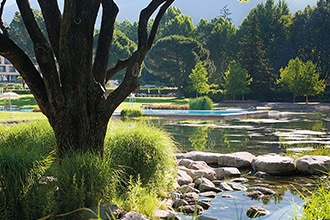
[119,211,149,220]
[217,152,255,168]
[250,186,276,195]
[296,155,330,175]
[176,151,222,165]
[195,177,222,193]
[178,185,199,194]
[177,205,204,215]
[246,205,270,218]
[177,169,193,185]
[252,154,296,175]
[153,210,181,220]
[199,191,217,198]
[214,167,241,179]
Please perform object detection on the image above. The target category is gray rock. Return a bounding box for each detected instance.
[176,151,222,165]
[177,169,193,185]
[154,209,181,220]
[198,200,211,210]
[229,182,247,191]
[218,152,255,168]
[218,182,234,191]
[119,211,149,220]
[195,177,222,193]
[177,205,204,215]
[244,191,264,199]
[199,191,217,198]
[254,171,271,178]
[296,155,330,175]
[214,167,241,179]
[172,199,189,209]
[231,177,249,183]
[183,192,199,200]
[250,186,276,195]
[178,185,199,194]
[252,154,296,175]
[246,205,270,218]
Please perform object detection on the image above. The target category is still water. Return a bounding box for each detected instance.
[147,111,330,220]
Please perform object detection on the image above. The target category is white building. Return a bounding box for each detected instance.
[0,55,20,83]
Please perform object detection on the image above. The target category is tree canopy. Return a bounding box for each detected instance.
[278,57,326,103]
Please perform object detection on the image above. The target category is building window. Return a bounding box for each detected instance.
[9,66,16,72]
[0,66,6,72]
[4,58,11,64]
[0,57,3,64]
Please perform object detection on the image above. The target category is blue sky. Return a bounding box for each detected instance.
[3,0,318,26]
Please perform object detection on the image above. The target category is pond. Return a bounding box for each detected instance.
[147,110,330,219]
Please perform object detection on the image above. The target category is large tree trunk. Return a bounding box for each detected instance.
[0,0,174,157]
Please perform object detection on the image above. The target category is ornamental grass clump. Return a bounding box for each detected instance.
[105,121,177,192]
[189,96,213,110]
[53,152,120,218]
[0,121,55,220]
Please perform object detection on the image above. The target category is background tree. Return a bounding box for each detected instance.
[291,0,330,83]
[195,17,236,87]
[9,10,47,62]
[144,35,212,97]
[223,60,252,100]
[237,9,275,101]
[93,29,137,81]
[188,61,210,97]
[0,0,175,158]
[277,57,326,103]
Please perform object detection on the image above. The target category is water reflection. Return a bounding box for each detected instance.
[152,111,330,156]
[146,111,329,219]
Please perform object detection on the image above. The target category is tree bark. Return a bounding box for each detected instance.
[0,0,174,158]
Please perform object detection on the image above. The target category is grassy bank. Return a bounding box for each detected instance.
[0,120,177,219]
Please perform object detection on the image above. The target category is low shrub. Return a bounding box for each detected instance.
[189,96,214,110]
[105,121,177,191]
[120,108,143,117]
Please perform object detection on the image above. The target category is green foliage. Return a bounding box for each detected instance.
[117,177,160,217]
[54,152,119,218]
[0,121,55,219]
[278,57,326,103]
[298,174,330,220]
[223,60,252,100]
[120,108,143,117]
[144,35,213,97]
[189,96,213,110]
[188,61,210,97]
[105,122,177,191]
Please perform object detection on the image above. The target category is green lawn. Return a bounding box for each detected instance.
[0,94,189,122]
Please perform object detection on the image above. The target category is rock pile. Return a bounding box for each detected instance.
[158,151,330,220]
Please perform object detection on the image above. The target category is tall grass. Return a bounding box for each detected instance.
[0,120,178,219]
[298,174,330,220]
[53,152,120,219]
[105,121,177,191]
[0,121,56,219]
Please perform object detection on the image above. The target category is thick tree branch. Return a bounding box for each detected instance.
[105,0,175,114]
[0,0,9,37]
[16,0,63,110]
[105,58,130,82]
[37,0,61,59]
[93,0,118,84]
[148,0,174,50]
[138,0,168,53]
[0,33,48,112]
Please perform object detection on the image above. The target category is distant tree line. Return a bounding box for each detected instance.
[7,0,329,102]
